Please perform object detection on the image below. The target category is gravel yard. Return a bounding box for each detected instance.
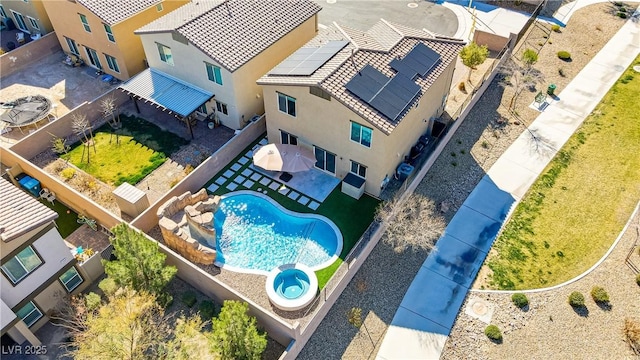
[298,3,635,359]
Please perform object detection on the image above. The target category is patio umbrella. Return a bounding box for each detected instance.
[253,143,316,173]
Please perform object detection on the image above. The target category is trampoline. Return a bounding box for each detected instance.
[0,95,52,133]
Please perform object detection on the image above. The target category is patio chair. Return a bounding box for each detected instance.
[16,32,25,45]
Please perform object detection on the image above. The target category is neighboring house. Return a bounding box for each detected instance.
[0,177,86,346]
[42,0,188,80]
[0,0,52,36]
[258,21,464,197]
[127,0,321,130]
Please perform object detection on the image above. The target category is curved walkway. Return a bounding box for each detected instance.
[376,10,640,360]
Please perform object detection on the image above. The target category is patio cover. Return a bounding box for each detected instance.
[119,68,213,117]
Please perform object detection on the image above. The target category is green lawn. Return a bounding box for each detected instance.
[39,199,81,238]
[67,116,188,186]
[205,136,380,288]
[486,56,640,290]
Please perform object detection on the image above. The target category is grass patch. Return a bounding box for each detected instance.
[487,56,640,290]
[39,199,81,238]
[66,116,188,186]
[205,136,380,289]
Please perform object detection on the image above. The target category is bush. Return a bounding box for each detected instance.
[557,51,571,60]
[635,274,640,286]
[485,325,503,341]
[85,292,102,311]
[182,291,197,308]
[98,278,118,297]
[551,24,561,32]
[591,286,610,303]
[522,48,538,66]
[199,300,218,321]
[624,318,640,355]
[60,167,76,180]
[617,12,627,18]
[569,291,585,307]
[458,82,466,92]
[558,67,566,77]
[511,293,529,308]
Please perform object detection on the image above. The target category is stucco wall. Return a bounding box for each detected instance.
[2,0,53,35]
[41,0,187,80]
[262,55,456,197]
[474,30,510,52]
[0,31,61,78]
[138,15,317,129]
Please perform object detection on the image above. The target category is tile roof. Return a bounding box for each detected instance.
[259,20,464,135]
[77,0,161,25]
[136,0,322,72]
[0,177,57,242]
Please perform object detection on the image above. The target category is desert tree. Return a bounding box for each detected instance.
[100,96,121,144]
[50,134,71,163]
[521,48,539,68]
[165,315,217,360]
[210,300,267,360]
[500,57,545,110]
[375,193,446,253]
[103,224,177,297]
[71,113,96,164]
[460,42,489,82]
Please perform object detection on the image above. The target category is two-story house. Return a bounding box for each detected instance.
[0,0,52,37]
[258,21,464,197]
[0,177,85,346]
[127,0,321,130]
[42,0,188,80]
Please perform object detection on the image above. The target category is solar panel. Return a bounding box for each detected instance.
[390,43,441,78]
[271,40,349,76]
[346,65,421,121]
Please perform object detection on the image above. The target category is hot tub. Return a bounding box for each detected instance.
[266,263,318,311]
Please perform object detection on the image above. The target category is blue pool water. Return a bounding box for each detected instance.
[274,269,310,299]
[213,192,342,273]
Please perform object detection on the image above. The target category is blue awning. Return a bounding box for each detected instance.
[119,68,213,117]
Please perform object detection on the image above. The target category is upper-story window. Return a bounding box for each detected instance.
[350,121,372,148]
[27,16,39,30]
[59,266,83,292]
[205,62,223,85]
[156,43,173,66]
[156,3,163,11]
[1,246,43,284]
[79,13,90,32]
[103,24,115,42]
[16,301,43,328]
[277,92,296,117]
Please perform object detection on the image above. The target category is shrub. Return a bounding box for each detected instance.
[485,325,503,341]
[182,291,197,308]
[98,278,118,297]
[458,81,466,92]
[569,291,585,307]
[617,12,627,18]
[85,292,102,311]
[624,318,640,355]
[184,164,194,175]
[551,24,561,32]
[636,274,640,286]
[60,167,76,180]
[522,48,538,66]
[199,300,217,321]
[558,67,566,77]
[557,51,571,60]
[591,286,610,303]
[511,293,529,308]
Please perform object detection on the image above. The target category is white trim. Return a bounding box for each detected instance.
[10,10,29,33]
[213,190,343,275]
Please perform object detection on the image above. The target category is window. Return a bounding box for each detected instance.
[11,11,28,32]
[65,37,79,55]
[59,267,83,292]
[103,24,115,42]
[277,93,296,117]
[310,86,331,101]
[27,16,39,30]
[156,3,163,11]
[215,101,228,115]
[205,62,223,85]
[280,130,298,145]
[156,43,173,65]
[104,54,119,73]
[16,302,43,327]
[85,46,102,69]
[350,160,367,178]
[197,104,207,114]
[1,246,43,284]
[79,13,90,32]
[350,121,372,148]
[314,147,336,174]
[0,5,6,18]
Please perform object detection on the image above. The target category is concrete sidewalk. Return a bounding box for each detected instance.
[376,9,640,360]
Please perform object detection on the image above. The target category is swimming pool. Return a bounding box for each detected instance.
[213,191,343,274]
